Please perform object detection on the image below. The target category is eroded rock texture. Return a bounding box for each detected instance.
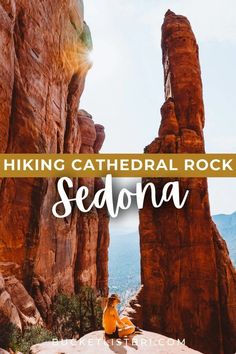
[131,10,236,354]
[0,274,43,330]
[75,110,109,296]
[0,0,109,327]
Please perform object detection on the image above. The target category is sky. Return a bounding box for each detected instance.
[80,0,236,231]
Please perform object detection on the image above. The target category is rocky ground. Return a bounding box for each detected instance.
[29,331,202,354]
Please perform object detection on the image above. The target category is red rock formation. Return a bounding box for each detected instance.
[95,177,110,295]
[0,274,43,330]
[75,110,109,296]
[132,10,236,354]
[0,0,109,327]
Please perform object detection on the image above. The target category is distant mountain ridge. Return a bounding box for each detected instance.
[109,231,141,310]
[109,212,236,310]
[213,211,236,265]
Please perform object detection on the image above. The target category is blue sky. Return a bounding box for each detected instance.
[81,0,236,228]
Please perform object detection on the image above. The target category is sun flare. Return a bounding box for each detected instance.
[87,50,94,65]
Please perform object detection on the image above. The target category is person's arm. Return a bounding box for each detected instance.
[113,308,125,328]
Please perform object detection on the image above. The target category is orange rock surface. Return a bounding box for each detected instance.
[130,10,236,354]
[0,0,109,327]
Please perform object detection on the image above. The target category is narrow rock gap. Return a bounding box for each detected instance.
[63,73,80,153]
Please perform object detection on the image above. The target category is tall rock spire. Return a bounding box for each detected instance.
[137,11,236,354]
[162,10,204,136]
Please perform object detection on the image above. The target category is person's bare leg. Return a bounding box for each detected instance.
[118,317,135,338]
[120,316,134,326]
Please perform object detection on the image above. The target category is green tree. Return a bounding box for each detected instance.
[52,287,103,339]
[0,324,55,353]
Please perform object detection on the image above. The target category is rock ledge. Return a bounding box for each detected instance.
[30,330,202,353]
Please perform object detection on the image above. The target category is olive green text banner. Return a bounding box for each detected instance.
[0,154,235,178]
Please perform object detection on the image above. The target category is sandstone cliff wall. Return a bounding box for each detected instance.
[0,0,109,328]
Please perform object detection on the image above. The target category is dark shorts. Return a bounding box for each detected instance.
[105,327,119,339]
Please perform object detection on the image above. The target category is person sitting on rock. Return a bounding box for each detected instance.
[103,293,141,338]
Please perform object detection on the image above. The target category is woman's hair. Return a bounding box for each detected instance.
[107,293,119,307]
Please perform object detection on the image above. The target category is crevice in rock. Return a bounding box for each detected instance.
[63,73,80,153]
[23,179,48,291]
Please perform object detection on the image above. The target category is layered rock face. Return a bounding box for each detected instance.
[0,0,109,327]
[0,274,43,330]
[75,110,109,295]
[133,10,236,354]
